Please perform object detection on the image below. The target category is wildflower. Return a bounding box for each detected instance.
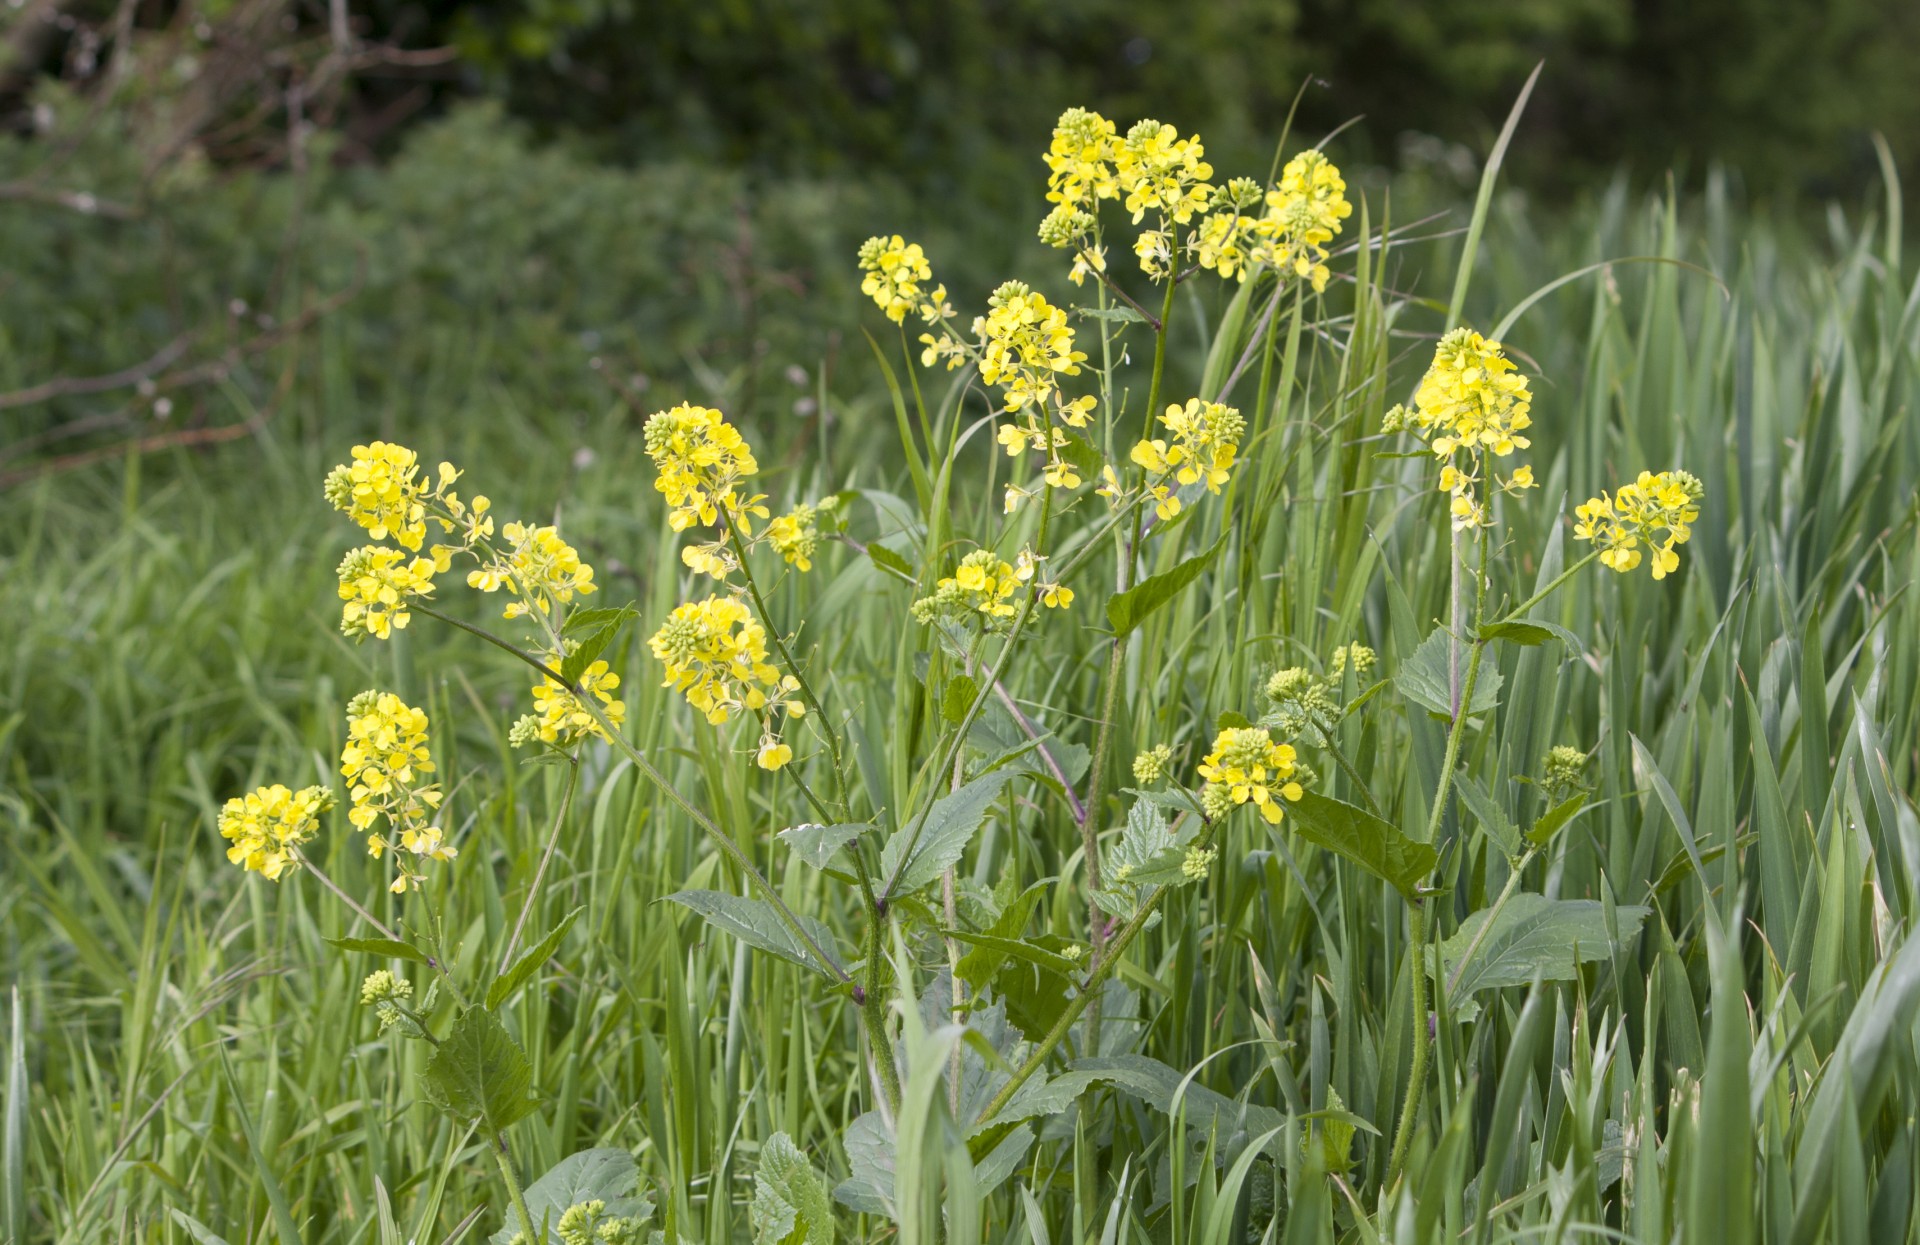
[1200,782,1235,822]
[340,690,449,893]
[217,784,333,880]
[765,504,820,572]
[1043,107,1121,210]
[1574,469,1703,579]
[1197,727,1303,825]
[359,970,412,1005]
[324,442,431,550]
[1249,150,1352,293]
[1328,643,1376,678]
[1115,120,1213,228]
[976,281,1088,412]
[912,550,1024,628]
[1263,666,1337,744]
[756,737,794,770]
[337,545,444,640]
[1396,329,1534,530]
[1543,745,1589,802]
[857,235,934,323]
[1014,547,1074,609]
[649,596,783,726]
[1132,744,1173,785]
[643,403,764,532]
[526,660,626,745]
[1130,399,1244,520]
[1182,845,1216,881]
[469,523,598,618]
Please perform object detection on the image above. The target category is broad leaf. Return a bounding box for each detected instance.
[666,891,842,979]
[777,823,869,870]
[561,604,637,685]
[420,1006,537,1133]
[1396,627,1504,720]
[324,936,432,966]
[1453,774,1521,856]
[1280,791,1438,898]
[1106,533,1227,638]
[1528,793,1588,846]
[955,881,1048,990]
[866,542,916,582]
[1479,619,1582,651]
[487,906,584,1010]
[832,1111,896,1216]
[751,1132,833,1245]
[489,1148,653,1245]
[1436,894,1651,999]
[942,674,979,724]
[880,770,1012,897]
[1076,1054,1285,1160]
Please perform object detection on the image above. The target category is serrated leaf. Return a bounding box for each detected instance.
[866,542,916,582]
[324,936,433,966]
[777,823,870,870]
[942,674,979,724]
[562,606,637,685]
[1453,774,1521,856]
[1280,790,1438,898]
[419,1006,537,1133]
[489,1148,652,1245]
[666,891,841,978]
[941,931,1080,978]
[974,1068,1124,1135]
[1436,894,1651,999]
[1528,793,1588,846]
[1215,710,1252,731]
[832,1111,895,1216]
[1478,620,1581,650]
[1106,532,1228,638]
[1075,1054,1285,1159]
[487,906,583,1010]
[955,881,1048,990]
[1396,627,1503,720]
[751,1132,833,1245]
[880,770,1012,897]
[562,604,639,637]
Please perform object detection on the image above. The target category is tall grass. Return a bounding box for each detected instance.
[3,143,1917,1245]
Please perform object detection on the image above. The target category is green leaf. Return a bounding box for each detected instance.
[955,881,1048,990]
[487,906,583,1010]
[1478,619,1582,651]
[1453,773,1521,856]
[489,1148,653,1245]
[942,674,979,724]
[1280,790,1438,899]
[777,823,869,870]
[562,604,640,637]
[879,770,1012,897]
[1076,305,1145,323]
[1527,793,1588,846]
[1396,627,1504,720]
[666,891,841,979]
[1215,710,1252,731]
[1436,894,1652,999]
[419,1006,538,1133]
[751,1132,834,1245]
[940,930,1080,979]
[324,936,433,966]
[562,605,637,685]
[1106,532,1228,638]
[867,541,916,583]
[832,1111,895,1216]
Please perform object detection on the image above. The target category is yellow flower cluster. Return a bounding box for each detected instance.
[1391,329,1537,529]
[1129,399,1245,520]
[1247,151,1353,293]
[519,659,626,746]
[765,503,821,572]
[1574,469,1704,579]
[976,281,1089,413]
[643,402,763,533]
[323,441,432,550]
[1197,726,1303,825]
[1191,178,1265,281]
[341,690,450,893]
[467,522,597,618]
[1015,547,1074,609]
[912,547,1070,628]
[337,545,448,640]
[1116,119,1214,227]
[218,783,333,880]
[858,234,942,324]
[1044,107,1121,210]
[649,595,799,741]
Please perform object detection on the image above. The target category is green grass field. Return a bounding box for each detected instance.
[3,112,1919,1245]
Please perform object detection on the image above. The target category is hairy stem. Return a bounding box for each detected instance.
[493,1135,539,1244]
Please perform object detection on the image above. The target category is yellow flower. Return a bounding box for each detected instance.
[1197,727,1303,825]
[340,690,449,893]
[337,545,442,640]
[649,596,782,726]
[1130,399,1244,521]
[524,659,625,745]
[324,442,431,550]
[975,281,1087,412]
[468,522,597,618]
[1574,469,1703,580]
[1399,328,1534,530]
[912,549,1024,625]
[857,235,934,323]
[1043,107,1121,210]
[756,737,794,770]
[217,784,333,880]
[1249,150,1352,293]
[766,504,820,572]
[643,402,762,532]
[1114,119,1213,228]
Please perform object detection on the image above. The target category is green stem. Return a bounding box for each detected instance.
[493,1135,539,1244]
[498,750,581,974]
[861,915,903,1112]
[1491,550,1601,627]
[1445,845,1539,998]
[1386,899,1432,1191]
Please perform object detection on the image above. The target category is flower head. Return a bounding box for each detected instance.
[1129,399,1244,520]
[1114,120,1213,229]
[523,659,625,746]
[1132,744,1173,785]
[975,281,1087,412]
[1197,727,1302,825]
[337,545,445,640]
[1543,745,1590,802]
[766,503,821,572]
[643,403,762,532]
[468,523,597,618]
[324,442,431,550]
[340,690,449,893]
[1574,469,1703,579]
[858,235,935,323]
[1249,151,1352,293]
[217,784,333,880]
[1044,107,1121,210]
[649,596,784,726]
[1395,329,1534,530]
